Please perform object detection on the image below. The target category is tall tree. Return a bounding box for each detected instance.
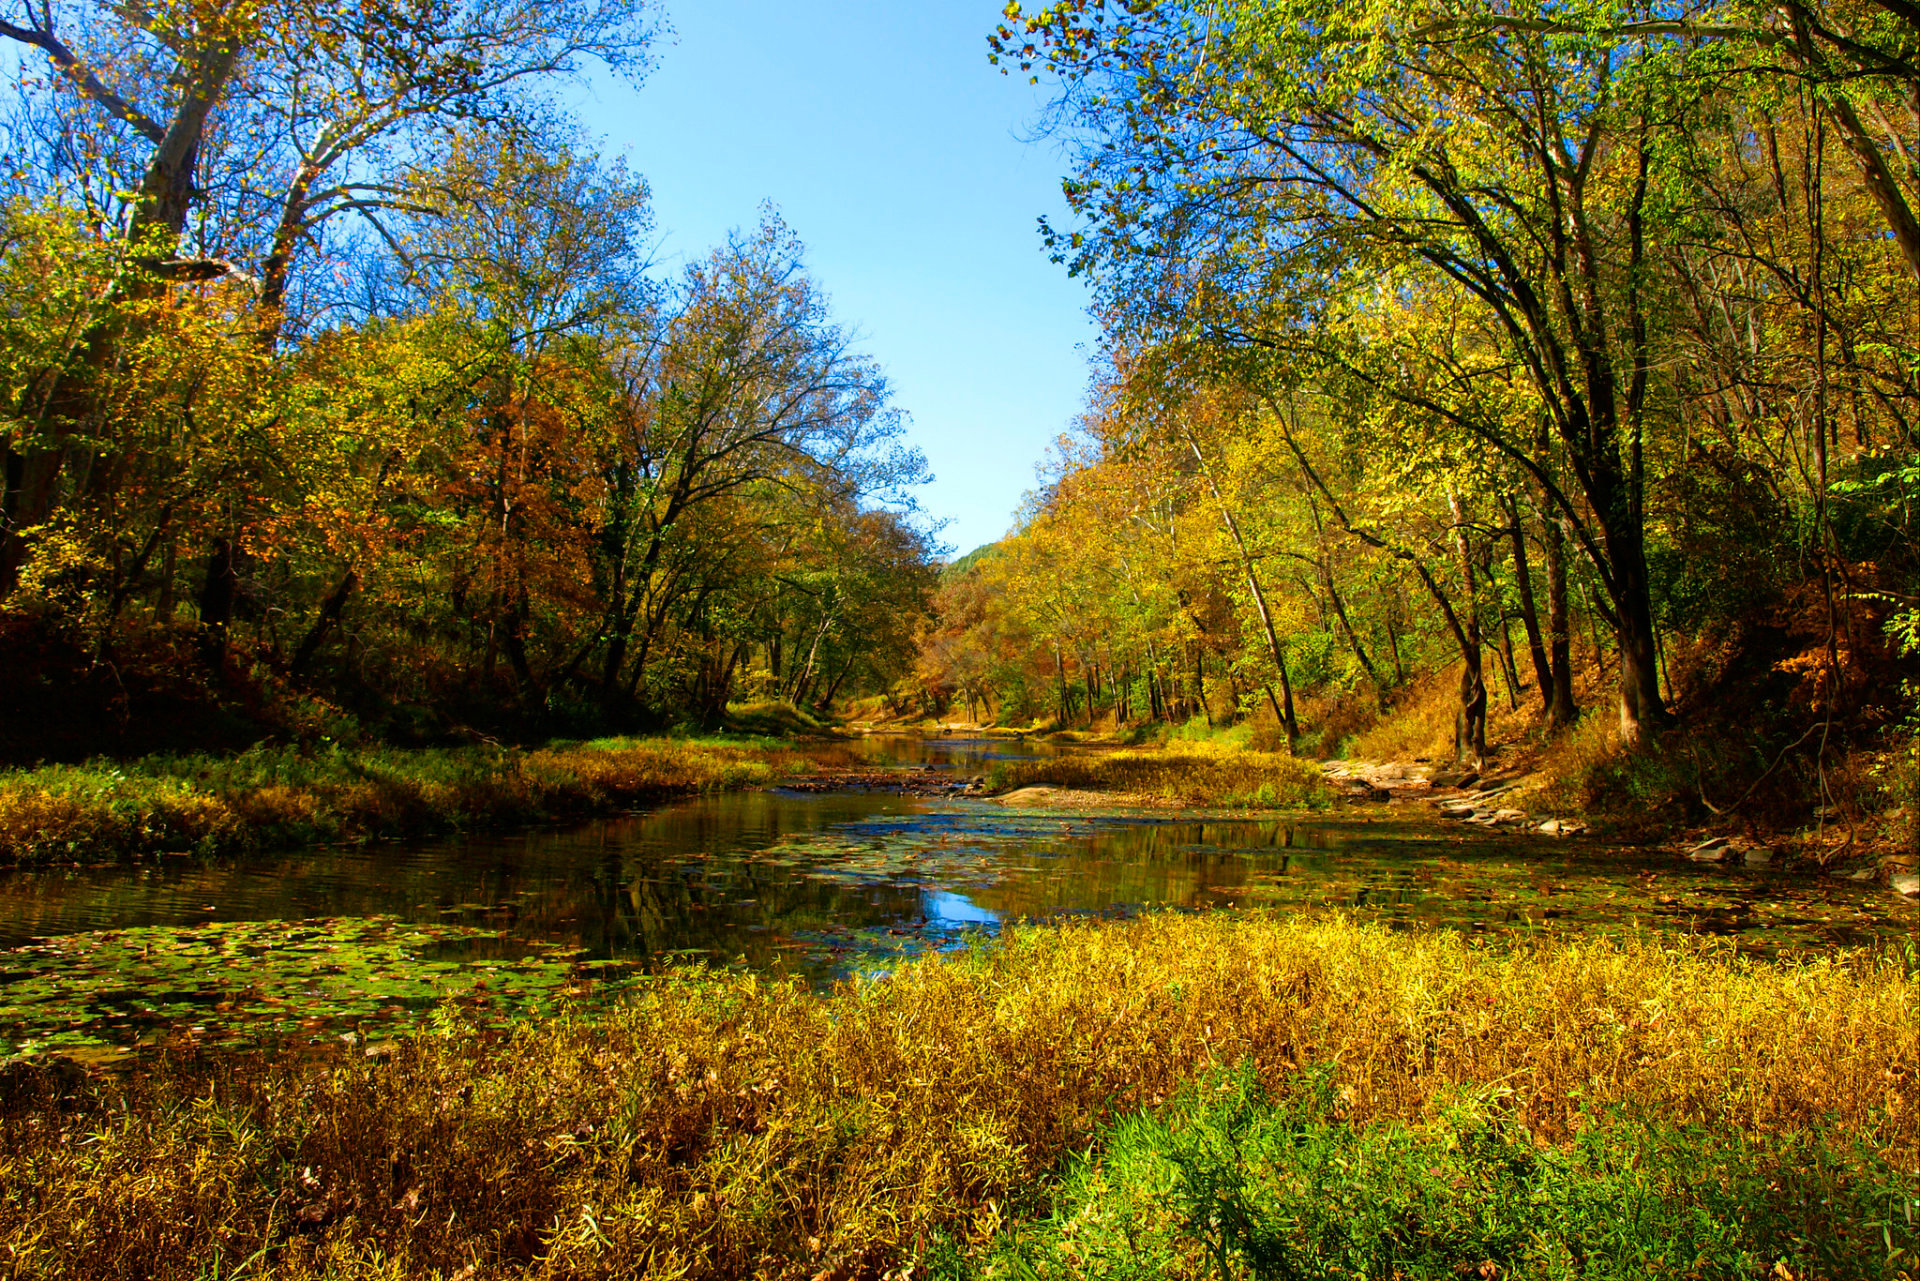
[999,0,1698,742]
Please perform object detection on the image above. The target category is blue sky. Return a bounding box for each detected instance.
[572,0,1096,557]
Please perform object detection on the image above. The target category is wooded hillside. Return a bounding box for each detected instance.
[915,0,1920,840]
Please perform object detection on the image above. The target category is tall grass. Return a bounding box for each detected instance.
[0,737,798,866]
[2,914,1911,1279]
[995,741,1329,808]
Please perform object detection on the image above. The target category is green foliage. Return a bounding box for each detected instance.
[951,0,1920,811]
[0,155,936,750]
[949,1064,1920,1281]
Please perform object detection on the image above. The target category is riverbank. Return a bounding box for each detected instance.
[1,913,1911,1279]
[0,736,804,867]
[989,740,1331,809]
[972,714,1916,886]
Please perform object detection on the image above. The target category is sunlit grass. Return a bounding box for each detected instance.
[1,913,1910,1278]
[943,1063,1918,1280]
[995,739,1329,807]
[0,737,799,865]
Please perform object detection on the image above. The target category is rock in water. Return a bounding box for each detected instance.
[1685,835,1729,862]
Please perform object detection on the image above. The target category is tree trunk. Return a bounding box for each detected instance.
[788,611,832,704]
[1384,605,1406,686]
[0,448,65,599]
[155,536,178,622]
[1448,491,1488,768]
[1505,496,1554,716]
[1183,424,1301,739]
[1056,647,1071,725]
[1589,457,1667,743]
[1324,562,1384,705]
[1542,504,1577,731]
[816,651,857,711]
[1306,493,1384,701]
[290,568,357,677]
[1496,609,1522,712]
[197,539,240,667]
[1195,647,1213,727]
[1613,550,1666,745]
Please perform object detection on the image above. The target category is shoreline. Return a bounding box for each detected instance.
[0,736,808,869]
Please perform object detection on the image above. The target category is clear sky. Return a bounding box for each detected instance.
[571,0,1096,558]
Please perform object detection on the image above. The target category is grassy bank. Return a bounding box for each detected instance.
[2,914,1912,1279]
[993,740,1330,808]
[0,736,800,867]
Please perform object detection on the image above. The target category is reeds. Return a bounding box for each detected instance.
[995,741,1329,807]
[2,913,1911,1279]
[0,737,796,866]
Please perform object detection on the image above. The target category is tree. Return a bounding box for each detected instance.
[999,0,1702,742]
[0,0,658,594]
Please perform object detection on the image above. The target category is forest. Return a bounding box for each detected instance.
[910,0,1920,840]
[1,1,1917,1279]
[0,0,934,764]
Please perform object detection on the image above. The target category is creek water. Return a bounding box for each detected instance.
[1,735,1913,1060]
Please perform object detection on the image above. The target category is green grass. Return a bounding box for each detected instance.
[1,913,1912,1279]
[0,736,799,866]
[943,1064,1918,1280]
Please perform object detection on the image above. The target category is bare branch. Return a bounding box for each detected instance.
[0,13,166,143]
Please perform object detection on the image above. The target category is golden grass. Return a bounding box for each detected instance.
[0,737,798,866]
[1350,666,1465,762]
[2,914,1910,1279]
[995,741,1329,808]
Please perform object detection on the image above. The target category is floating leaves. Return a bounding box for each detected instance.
[0,915,640,1061]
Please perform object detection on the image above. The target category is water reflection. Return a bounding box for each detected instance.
[2,786,1911,983]
[2,733,1914,1060]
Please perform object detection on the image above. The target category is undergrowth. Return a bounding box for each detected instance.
[2,913,1911,1279]
[0,736,798,866]
[942,1063,1919,1280]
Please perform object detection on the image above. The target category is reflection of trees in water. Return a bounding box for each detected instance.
[570,797,936,969]
[2,798,1911,963]
[963,820,1306,919]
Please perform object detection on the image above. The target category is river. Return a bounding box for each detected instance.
[1,735,1911,1061]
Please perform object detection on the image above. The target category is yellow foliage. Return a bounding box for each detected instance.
[1,914,1911,1278]
[998,740,1329,807]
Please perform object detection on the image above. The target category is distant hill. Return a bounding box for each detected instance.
[943,543,999,580]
